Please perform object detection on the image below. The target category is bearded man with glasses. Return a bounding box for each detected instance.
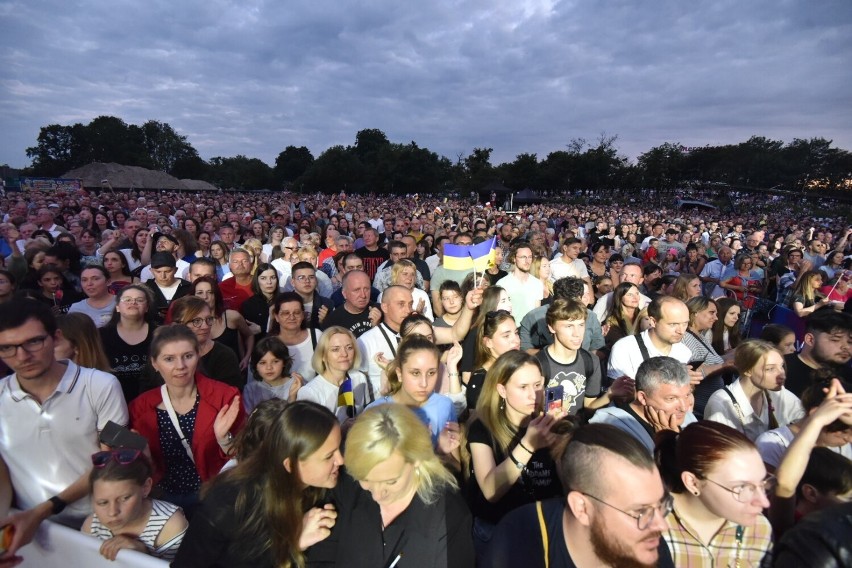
[485,423,676,567]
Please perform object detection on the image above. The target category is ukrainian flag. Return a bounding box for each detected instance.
[337,376,355,418]
[443,237,496,272]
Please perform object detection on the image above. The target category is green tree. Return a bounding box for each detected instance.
[638,143,686,190]
[141,120,199,173]
[297,145,365,192]
[273,146,314,186]
[208,155,273,190]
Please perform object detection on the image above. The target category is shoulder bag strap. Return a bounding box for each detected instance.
[722,387,746,425]
[310,327,318,350]
[160,385,195,464]
[686,329,714,353]
[634,334,651,362]
[535,500,550,568]
[377,324,397,357]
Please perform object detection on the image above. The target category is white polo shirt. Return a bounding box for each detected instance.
[704,379,804,442]
[0,360,128,524]
[607,329,693,380]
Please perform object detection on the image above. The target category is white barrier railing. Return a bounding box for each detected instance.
[17,516,168,568]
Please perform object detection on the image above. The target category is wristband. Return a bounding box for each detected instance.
[48,496,67,515]
[508,451,526,471]
[517,440,533,455]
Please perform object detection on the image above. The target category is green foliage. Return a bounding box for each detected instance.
[21,117,852,193]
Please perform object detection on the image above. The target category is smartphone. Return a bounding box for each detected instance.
[99,421,148,451]
[545,385,564,413]
[688,360,705,371]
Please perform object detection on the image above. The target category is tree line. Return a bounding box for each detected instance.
[22,116,852,194]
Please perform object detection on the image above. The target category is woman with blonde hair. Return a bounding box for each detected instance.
[297,325,371,422]
[790,269,831,317]
[704,339,805,441]
[310,404,474,567]
[381,259,433,320]
[671,273,703,302]
[54,312,112,371]
[530,255,553,302]
[467,350,563,558]
[241,238,264,275]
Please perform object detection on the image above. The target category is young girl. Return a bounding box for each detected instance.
[242,337,303,413]
[656,421,773,567]
[704,339,805,441]
[82,449,188,561]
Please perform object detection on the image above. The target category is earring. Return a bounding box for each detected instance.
[499,398,505,411]
[692,490,700,496]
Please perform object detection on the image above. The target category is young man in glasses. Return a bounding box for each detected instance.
[496,242,543,325]
[0,301,128,561]
[288,262,334,329]
[485,424,675,567]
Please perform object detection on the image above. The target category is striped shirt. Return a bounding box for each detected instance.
[663,502,773,568]
[90,498,185,561]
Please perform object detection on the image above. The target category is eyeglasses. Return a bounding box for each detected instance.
[284,246,296,251]
[702,475,777,503]
[581,492,673,530]
[294,275,316,281]
[187,316,215,328]
[515,255,533,261]
[92,449,142,468]
[278,311,303,319]
[119,297,147,304]
[0,335,49,358]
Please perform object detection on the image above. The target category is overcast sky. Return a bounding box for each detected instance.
[1,0,850,170]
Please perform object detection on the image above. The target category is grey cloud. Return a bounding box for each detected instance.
[1,0,850,170]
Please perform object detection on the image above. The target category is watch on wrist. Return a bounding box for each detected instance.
[48,496,67,515]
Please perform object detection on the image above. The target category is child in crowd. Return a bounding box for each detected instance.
[242,336,302,413]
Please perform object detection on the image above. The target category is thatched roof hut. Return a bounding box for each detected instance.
[62,162,217,191]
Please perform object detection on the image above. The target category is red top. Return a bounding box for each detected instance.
[218,277,254,311]
[129,373,245,485]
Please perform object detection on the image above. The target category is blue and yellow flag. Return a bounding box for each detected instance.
[337,376,355,418]
[443,236,496,272]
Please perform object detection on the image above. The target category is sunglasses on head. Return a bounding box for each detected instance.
[92,449,142,468]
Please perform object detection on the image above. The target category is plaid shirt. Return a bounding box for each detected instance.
[663,502,773,567]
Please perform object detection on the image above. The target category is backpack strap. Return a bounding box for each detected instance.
[578,348,594,379]
[310,327,318,350]
[634,334,652,362]
[536,349,552,382]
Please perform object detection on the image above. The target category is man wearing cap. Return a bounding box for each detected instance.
[139,232,189,282]
[145,252,191,325]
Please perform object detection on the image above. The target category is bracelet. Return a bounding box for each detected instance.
[517,440,533,454]
[447,372,460,378]
[508,450,526,471]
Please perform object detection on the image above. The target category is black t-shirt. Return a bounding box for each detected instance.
[459,328,478,373]
[172,481,276,568]
[485,498,675,568]
[536,347,601,416]
[322,304,378,338]
[784,352,852,398]
[99,324,154,403]
[466,419,562,525]
[465,368,487,411]
[240,294,271,340]
[355,247,390,281]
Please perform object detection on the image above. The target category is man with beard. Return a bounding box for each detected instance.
[497,221,514,271]
[784,309,852,397]
[608,297,700,386]
[496,241,543,324]
[484,423,675,567]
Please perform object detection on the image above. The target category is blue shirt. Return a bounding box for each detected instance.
[367,393,456,445]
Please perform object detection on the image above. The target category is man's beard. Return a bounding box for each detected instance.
[589,513,659,568]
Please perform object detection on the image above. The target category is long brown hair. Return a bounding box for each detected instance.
[56,313,112,371]
[711,297,742,354]
[208,400,338,567]
[476,350,543,454]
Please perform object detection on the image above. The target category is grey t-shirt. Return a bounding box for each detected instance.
[537,347,602,415]
[68,297,117,328]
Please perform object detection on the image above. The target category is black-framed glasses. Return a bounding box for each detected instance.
[92,449,142,468]
[0,335,49,358]
[119,297,147,304]
[581,492,673,530]
[187,316,215,328]
[702,475,776,503]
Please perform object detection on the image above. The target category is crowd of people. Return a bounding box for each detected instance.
[0,185,850,567]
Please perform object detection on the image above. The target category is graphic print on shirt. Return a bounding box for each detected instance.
[547,371,587,410]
